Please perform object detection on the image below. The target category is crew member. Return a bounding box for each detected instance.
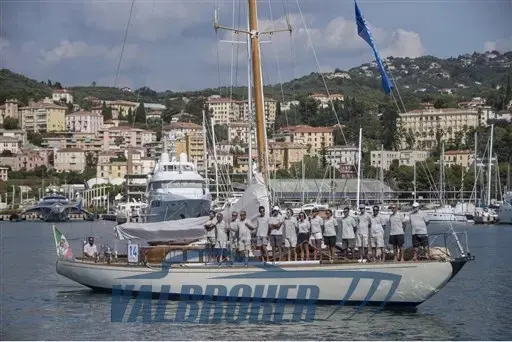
[283,208,298,262]
[309,208,323,261]
[387,204,407,262]
[409,202,430,261]
[322,209,338,262]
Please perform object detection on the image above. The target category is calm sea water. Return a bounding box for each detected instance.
[1,220,511,340]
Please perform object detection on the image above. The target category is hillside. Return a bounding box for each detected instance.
[1,50,510,107]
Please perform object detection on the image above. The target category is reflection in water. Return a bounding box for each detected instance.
[1,221,511,340]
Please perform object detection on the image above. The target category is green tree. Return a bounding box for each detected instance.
[114,136,124,146]
[102,101,112,121]
[319,140,328,169]
[54,82,63,89]
[378,102,400,150]
[85,152,98,168]
[126,108,133,123]
[134,101,146,123]
[27,132,43,146]
[2,117,19,130]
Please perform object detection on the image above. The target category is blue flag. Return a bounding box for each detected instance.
[355,1,393,94]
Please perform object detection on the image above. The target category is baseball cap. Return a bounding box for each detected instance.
[412,202,420,208]
[272,205,280,211]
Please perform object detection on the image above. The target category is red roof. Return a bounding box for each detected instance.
[280,125,333,134]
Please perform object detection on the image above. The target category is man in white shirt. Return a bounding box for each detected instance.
[268,206,284,262]
[237,211,255,266]
[227,212,240,264]
[309,208,324,261]
[340,207,357,259]
[254,206,269,262]
[215,213,228,264]
[204,210,217,262]
[370,206,387,262]
[387,204,407,262]
[409,202,430,261]
[356,204,372,260]
[323,209,338,262]
[83,237,98,259]
[283,208,298,261]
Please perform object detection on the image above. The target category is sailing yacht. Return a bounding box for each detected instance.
[145,134,212,222]
[54,0,473,307]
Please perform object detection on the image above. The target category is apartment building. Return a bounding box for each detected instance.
[105,100,138,117]
[52,89,74,103]
[102,126,156,150]
[0,99,20,123]
[206,97,241,124]
[227,121,254,145]
[370,149,430,170]
[326,145,358,167]
[207,149,233,169]
[268,141,307,169]
[96,151,155,181]
[66,111,104,134]
[444,150,474,170]
[0,129,27,145]
[277,125,334,155]
[20,102,66,132]
[163,122,202,138]
[15,149,50,171]
[54,148,86,172]
[0,136,20,155]
[309,93,344,108]
[0,166,8,181]
[175,132,206,170]
[239,99,277,127]
[398,104,479,149]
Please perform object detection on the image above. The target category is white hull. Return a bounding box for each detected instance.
[56,259,465,306]
[426,212,467,222]
[497,205,512,224]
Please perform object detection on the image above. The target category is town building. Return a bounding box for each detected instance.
[228,121,254,145]
[206,96,242,124]
[325,145,358,168]
[0,166,8,181]
[370,149,430,170]
[0,129,27,145]
[268,141,307,169]
[277,125,334,156]
[175,132,206,170]
[66,111,104,134]
[15,148,50,171]
[163,122,202,138]
[105,100,138,118]
[54,148,86,172]
[207,149,233,169]
[0,136,20,155]
[443,150,475,170]
[20,102,66,132]
[398,104,480,149]
[101,126,157,150]
[309,93,344,108]
[0,99,20,123]
[52,89,74,103]
[239,98,277,127]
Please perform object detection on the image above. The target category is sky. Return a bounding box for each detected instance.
[1,0,511,92]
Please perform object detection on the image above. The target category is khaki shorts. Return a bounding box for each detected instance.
[284,236,297,248]
[341,238,355,249]
[356,234,369,248]
[370,233,385,248]
[256,236,268,247]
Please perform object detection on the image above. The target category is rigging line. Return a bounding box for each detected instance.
[267,0,289,128]
[114,0,136,88]
[294,0,341,129]
[233,0,243,100]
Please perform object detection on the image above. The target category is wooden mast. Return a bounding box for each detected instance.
[248,0,266,178]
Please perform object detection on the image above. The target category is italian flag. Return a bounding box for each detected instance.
[53,225,73,259]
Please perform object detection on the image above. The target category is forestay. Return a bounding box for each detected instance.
[114,172,269,241]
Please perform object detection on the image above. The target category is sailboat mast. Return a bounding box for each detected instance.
[380,144,384,203]
[413,162,417,202]
[202,109,209,188]
[440,142,445,206]
[246,16,253,183]
[356,127,362,208]
[473,131,477,205]
[248,0,267,179]
[487,124,494,206]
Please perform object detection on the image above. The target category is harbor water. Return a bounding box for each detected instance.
[1,220,511,340]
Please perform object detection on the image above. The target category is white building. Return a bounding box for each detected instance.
[0,136,20,155]
[370,150,430,171]
[54,148,86,172]
[326,145,358,167]
[66,111,104,134]
[52,89,74,104]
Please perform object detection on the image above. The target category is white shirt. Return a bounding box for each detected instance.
[409,210,429,235]
[297,219,311,234]
[228,220,239,243]
[237,219,254,241]
[255,215,269,237]
[83,243,97,256]
[283,216,298,239]
[216,220,228,244]
[388,212,407,235]
[341,215,356,239]
[370,214,386,235]
[356,212,372,236]
[310,216,323,234]
[269,215,284,235]
[323,217,338,237]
